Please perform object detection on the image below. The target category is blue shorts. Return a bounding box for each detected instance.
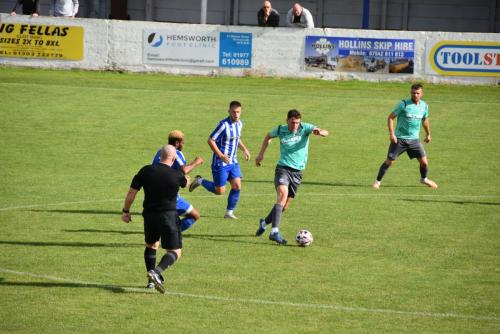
[176,194,193,216]
[212,163,242,187]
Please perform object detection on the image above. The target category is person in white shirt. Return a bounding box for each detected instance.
[51,0,78,17]
[286,3,314,28]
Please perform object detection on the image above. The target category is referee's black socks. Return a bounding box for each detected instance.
[156,251,178,274]
[144,247,156,272]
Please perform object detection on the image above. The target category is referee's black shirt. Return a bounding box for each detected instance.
[130,163,187,213]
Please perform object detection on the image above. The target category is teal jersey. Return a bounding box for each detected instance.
[393,99,429,140]
[270,122,316,171]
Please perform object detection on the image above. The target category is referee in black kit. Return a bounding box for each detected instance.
[121,144,188,294]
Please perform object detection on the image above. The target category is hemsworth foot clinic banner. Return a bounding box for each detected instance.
[305,36,415,74]
[0,23,84,60]
[143,29,252,68]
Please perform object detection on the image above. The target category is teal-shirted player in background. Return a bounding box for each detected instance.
[255,109,329,245]
[372,83,438,189]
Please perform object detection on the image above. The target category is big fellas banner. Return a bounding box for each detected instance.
[0,23,84,60]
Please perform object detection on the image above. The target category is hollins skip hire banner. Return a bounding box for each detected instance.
[305,36,415,74]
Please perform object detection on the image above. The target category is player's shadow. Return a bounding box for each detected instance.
[244,179,417,188]
[0,278,150,294]
[184,233,296,247]
[28,209,136,215]
[399,199,500,206]
[0,240,140,248]
[63,229,142,235]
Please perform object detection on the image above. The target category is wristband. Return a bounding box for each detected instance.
[122,208,130,213]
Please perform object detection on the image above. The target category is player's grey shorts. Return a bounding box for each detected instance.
[274,165,303,198]
[387,139,426,160]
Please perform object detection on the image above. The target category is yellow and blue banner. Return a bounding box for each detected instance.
[425,40,500,77]
[0,23,84,60]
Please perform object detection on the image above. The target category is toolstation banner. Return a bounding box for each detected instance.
[426,40,500,77]
[0,23,84,60]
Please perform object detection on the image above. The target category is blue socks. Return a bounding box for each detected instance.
[227,189,240,210]
[201,179,216,193]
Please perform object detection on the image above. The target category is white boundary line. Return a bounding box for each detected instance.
[0,193,499,212]
[0,268,498,322]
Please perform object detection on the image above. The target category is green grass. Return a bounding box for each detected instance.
[0,66,499,333]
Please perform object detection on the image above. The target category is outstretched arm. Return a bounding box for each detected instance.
[312,128,329,137]
[255,133,273,166]
[180,156,204,175]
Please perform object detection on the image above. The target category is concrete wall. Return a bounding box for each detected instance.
[0,0,498,32]
[0,13,498,85]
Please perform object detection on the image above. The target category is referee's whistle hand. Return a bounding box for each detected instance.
[121,213,132,223]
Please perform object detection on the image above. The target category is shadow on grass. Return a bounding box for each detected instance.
[184,233,296,247]
[0,279,125,293]
[28,209,139,215]
[63,229,141,235]
[244,179,420,188]
[399,199,500,206]
[0,278,151,294]
[0,240,140,248]
[244,179,368,188]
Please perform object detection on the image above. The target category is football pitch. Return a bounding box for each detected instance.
[0,66,499,333]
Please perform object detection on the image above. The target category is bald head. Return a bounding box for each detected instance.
[159,144,177,166]
[292,3,302,16]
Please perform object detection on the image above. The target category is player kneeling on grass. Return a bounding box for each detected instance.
[372,83,437,190]
[122,145,188,293]
[255,109,329,245]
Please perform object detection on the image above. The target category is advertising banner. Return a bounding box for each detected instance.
[305,36,415,74]
[219,32,252,68]
[0,23,84,60]
[144,30,252,68]
[425,40,500,77]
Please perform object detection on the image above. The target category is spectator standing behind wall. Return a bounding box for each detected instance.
[10,0,40,16]
[51,0,79,17]
[257,1,280,27]
[286,3,314,28]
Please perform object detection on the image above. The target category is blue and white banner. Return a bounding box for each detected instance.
[305,36,415,74]
[144,30,218,66]
[143,30,252,68]
[425,40,500,77]
[219,32,252,68]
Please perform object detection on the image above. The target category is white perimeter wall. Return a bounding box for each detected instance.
[1,14,499,85]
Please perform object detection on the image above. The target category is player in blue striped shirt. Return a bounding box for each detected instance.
[152,130,204,231]
[189,101,251,219]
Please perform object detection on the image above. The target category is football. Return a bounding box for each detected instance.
[295,229,314,247]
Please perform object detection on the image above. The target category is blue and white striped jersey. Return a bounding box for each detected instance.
[209,117,242,168]
[152,149,186,171]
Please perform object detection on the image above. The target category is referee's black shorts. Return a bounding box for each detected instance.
[143,210,182,250]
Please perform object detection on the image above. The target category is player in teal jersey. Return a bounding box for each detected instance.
[255,109,329,245]
[373,83,438,189]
